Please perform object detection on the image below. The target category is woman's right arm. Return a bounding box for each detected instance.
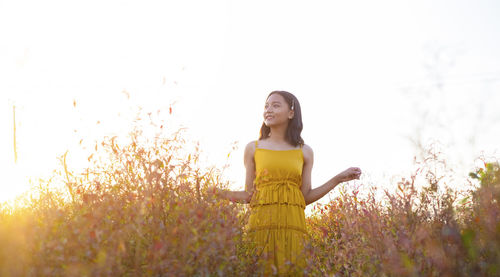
[215,141,256,204]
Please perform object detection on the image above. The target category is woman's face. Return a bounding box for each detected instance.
[263,93,294,127]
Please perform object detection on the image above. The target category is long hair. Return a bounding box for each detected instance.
[258,90,304,147]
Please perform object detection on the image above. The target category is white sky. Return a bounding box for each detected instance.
[1,0,499,216]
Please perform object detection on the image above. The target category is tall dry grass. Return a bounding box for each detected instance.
[0,120,266,276]
[304,143,500,276]
[0,113,499,276]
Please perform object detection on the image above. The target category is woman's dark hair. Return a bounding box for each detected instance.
[259,90,304,147]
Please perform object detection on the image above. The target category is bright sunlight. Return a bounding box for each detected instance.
[1,0,500,275]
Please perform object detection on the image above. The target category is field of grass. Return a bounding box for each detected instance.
[1,121,499,276]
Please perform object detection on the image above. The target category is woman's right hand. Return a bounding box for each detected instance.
[334,167,362,183]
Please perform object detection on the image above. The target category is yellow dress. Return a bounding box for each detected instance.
[246,140,309,276]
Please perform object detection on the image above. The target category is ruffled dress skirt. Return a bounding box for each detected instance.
[246,177,309,276]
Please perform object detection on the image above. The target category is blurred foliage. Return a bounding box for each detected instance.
[303,156,500,277]
[0,113,266,276]
[0,110,499,276]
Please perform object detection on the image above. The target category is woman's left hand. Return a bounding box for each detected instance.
[335,167,362,183]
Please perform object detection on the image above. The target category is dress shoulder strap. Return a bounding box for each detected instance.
[255,140,259,148]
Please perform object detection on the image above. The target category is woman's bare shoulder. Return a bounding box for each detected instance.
[246,140,257,148]
[244,140,258,154]
[302,143,313,152]
[302,143,314,160]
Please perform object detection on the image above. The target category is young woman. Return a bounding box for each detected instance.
[213,90,362,275]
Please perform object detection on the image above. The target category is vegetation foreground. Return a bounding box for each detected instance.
[1,125,499,276]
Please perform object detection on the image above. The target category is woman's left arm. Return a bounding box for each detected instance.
[301,145,361,205]
[301,145,338,205]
